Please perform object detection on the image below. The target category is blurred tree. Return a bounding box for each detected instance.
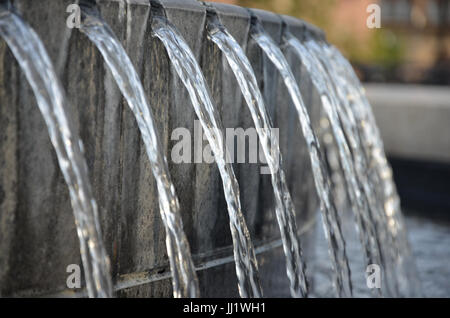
[236,0,336,30]
[234,0,404,67]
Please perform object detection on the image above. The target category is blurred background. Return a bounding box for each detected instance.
[210,0,450,85]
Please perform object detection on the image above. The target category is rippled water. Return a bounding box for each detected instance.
[152,14,262,298]
[0,9,112,297]
[80,9,199,298]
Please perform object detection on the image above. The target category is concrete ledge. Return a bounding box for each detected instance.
[366,83,450,164]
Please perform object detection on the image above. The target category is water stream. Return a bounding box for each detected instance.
[285,33,388,296]
[207,17,310,298]
[306,39,403,295]
[151,14,262,298]
[0,8,113,297]
[79,7,199,298]
[247,21,352,297]
[0,0,423,298]
[321,43,421,296]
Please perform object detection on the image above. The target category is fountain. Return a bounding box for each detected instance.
[0,0,112,298]
[0,0,418,298]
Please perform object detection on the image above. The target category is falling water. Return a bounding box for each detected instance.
[305,39,402,296]
[79,8,199,298]
[0,8,113,297]
[151,14,262,298]
[207,16,309,298]
[0,0,423,299]
[321,43,421,296]
[245,21,351,297]
[285,34,389,296]
[207,12,307,297]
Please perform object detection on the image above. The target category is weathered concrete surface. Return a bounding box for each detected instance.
[366,83,450,164]
[0,0,321,297]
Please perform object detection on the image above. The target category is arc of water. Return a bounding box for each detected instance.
[325,45,408,245]
[285,34,388,297]
[305,39,402,296]
[231,17,351,297]
[322,43,421,296]
[79,7,199,298]
[207,17,309,299]
[0,8,113,297]
[151,14,262,298]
